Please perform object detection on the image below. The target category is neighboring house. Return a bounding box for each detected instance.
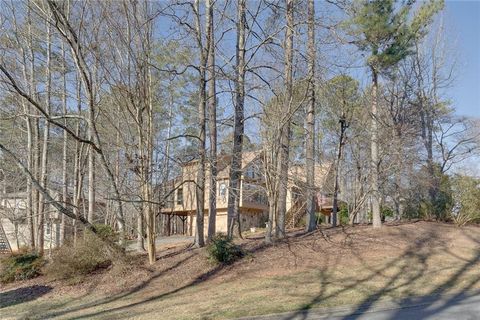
[0,191,62,251]
[0,188,104,252]
[159,151,335,235]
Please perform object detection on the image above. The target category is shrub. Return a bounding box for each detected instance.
[381,206,395,221]
[45,228,115,283]
[0,249,44,284]
[339,205,349,225]
[94,223,118,242]
[450,174,480,226]
[206,234,243,264]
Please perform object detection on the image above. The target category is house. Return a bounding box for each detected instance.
[286,163,335,227]
[0,191,62,252]
[0,188,103,252]
[159,151,269,235]
[158,151,335,235]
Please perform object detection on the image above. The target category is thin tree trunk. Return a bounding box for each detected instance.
[370,68,381,228]
[145,19,156,263]
[33,117,40,241]
[20,31,35,248]
[276,0,294,239]
[26,116,35,248]
[61,42,68,245]
[206,0,217,242]
[266,201,275,243]
[87,89,95,224]
[27,6,37,249]
[136,107,146,251]
[37,20,52,253]
[227,0,246,239]
[73,77,82,246]
[194,0,206,248]
[305,0,316,232]
[137,203,145,251]
[164,94,174,182]
[332,117,347,227]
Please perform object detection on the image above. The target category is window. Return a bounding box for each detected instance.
[244,166,255,179]
[176,187,183,205]
[219,183,227,202]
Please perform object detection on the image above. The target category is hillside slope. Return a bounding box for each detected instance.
[1,221,480,320]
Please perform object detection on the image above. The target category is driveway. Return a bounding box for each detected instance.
[126,235,194,251]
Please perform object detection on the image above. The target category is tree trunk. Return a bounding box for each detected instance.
[332,119,346,227]
[87,105,95,224]
[305,0,316,232]
[26,116,35,248]
[227,0,246,239]
[276,0,294,239]
[26,5,39,250]
[137,201,145,251]
[370,68,381,228]
[20,50,35,248]
[33,117,40,244]
[145,23,156,263]
[37,20,52,253]
[266,201,275,243]
[194,0,206,248]
[73,77,82,246]
[61,42,68,245]
[206,0,217,243]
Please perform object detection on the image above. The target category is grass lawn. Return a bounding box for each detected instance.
[1,221,479,319]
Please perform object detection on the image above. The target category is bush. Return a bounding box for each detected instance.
[45,228,115,283]
[0,249,44,284]
[381,206,395,221]
[206,234,243,264]
[451,174,480,226]
[339,205,349,225]
[94,223,119,242]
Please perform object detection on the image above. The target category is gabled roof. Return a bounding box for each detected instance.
[216,151,262,179]
[181,150,263,179]
[288,162,333,190]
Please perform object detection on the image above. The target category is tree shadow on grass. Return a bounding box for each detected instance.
[0,285,52,308]
[26,240,271,319]
[22,245,197,319]
[279,225,480,320]
[15,224,480,320]
[376,233,480,320]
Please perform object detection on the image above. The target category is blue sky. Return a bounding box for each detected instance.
[445,0,480,117]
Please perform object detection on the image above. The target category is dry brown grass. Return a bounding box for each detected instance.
[1,221,479,319]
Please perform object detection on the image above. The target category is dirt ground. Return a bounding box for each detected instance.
[1,221,479,319]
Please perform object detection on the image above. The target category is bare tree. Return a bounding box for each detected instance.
[276,0,294,238]
[227,0,246,239]
[46,0,127,245]
[36,16,52,253]
[206,0,217,242]
[305,0,316,232]
[193,0,207,247]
